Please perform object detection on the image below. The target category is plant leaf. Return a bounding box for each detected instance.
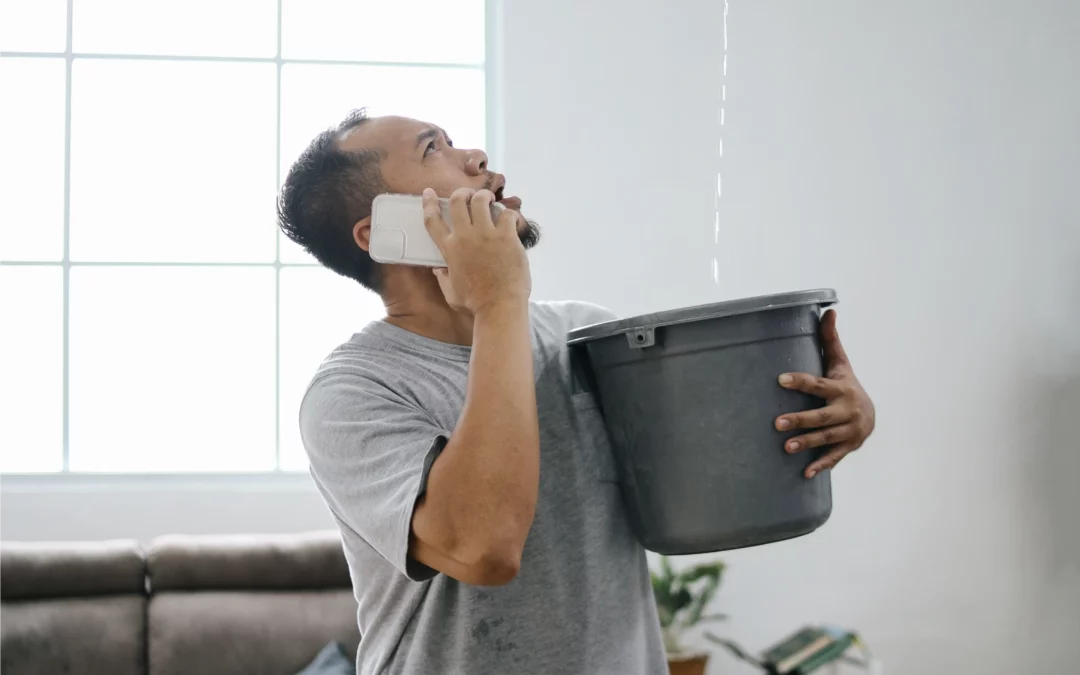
[704,633,762,667]
[682,561,726,583]
[682,574,718,627]
[652,556,729,632]
[673,587,693,615]
[651,562,676,627]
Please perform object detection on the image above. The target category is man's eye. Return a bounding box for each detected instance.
[424,141,437,156]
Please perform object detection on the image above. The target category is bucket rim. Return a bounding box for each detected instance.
[567,288,838,345]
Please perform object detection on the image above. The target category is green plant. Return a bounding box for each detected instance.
[650,556,727,655]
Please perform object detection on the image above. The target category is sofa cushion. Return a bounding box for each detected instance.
[0,596,146,675]
[148,590,360,675]
[1,539,145,600]
[146,531,350,592]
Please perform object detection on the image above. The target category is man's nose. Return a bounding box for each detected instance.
[464,149,488,176]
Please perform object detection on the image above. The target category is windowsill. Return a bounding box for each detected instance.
[0,471,315,493]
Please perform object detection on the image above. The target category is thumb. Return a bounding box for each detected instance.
[432,267,460,307]
[821,309,850,368]
[432,267,452,293]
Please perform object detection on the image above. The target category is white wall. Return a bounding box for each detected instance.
[4,1,1078,673]
[505,0,1080,673]
[0,474,333,541]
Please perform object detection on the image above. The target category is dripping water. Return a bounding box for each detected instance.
[712,0,729,287]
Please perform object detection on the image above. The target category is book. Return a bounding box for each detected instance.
[760,626,858,674]
[762,627,832,673]
[794,631,856,674]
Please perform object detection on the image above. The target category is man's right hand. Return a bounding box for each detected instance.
[422,187,531,315]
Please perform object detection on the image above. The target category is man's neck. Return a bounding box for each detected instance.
[380,267,475,346]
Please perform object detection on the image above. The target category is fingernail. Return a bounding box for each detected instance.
[787,441,800,453]
[779,374,793,386]
[807,469,817,478]
[776,418,790,431]
[423,188,435,198]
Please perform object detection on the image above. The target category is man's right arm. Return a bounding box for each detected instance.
[408,188,539,586]
[410,299,538,586]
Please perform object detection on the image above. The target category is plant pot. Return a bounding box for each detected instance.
[667,652,709,675]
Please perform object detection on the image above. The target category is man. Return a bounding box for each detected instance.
[278,109,876,674]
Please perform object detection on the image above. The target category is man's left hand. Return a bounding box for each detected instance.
[774,310,875,478]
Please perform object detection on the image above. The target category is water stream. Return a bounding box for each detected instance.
[712,0,729,287]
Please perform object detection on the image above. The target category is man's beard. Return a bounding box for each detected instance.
[519,218,541,250]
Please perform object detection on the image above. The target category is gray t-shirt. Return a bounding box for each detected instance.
[300,300,667,675]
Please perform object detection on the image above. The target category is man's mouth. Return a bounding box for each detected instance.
[485,173,521,211]
[491,180,522,211]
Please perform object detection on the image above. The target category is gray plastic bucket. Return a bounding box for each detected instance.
[567,289,838,554]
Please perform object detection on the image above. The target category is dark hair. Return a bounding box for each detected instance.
[277,109,385,291]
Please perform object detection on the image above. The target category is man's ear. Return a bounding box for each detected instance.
[353,216,372,251]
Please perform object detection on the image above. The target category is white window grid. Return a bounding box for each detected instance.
[0,0,501,473]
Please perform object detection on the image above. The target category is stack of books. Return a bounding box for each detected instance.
[759,626,858,674]
[707,624,876,673]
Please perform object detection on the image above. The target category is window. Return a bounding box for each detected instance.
[1,0,490,473]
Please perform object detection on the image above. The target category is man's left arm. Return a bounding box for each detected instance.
[773,310,876,478]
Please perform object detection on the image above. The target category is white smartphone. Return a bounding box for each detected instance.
[369,193,508,267]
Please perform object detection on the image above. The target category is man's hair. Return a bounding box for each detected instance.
[277,109,385,291]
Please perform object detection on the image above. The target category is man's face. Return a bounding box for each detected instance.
[339,115,537,246]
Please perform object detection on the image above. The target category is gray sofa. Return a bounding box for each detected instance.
[0,531,361,675]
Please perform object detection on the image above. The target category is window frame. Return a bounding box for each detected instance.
[0,0,501,477]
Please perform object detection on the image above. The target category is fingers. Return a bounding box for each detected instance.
[782,423,857,454]
[805,443,856,479]
[820,310,850,370]
[495,204,524,237]
[432,267,464,311]
[778,315,862,480]
[448,187,476,230]
[447,188,499,230]
[775,403,851,432]
[778,372,845,398]
[421,188,451,244]
[469,189,497,228]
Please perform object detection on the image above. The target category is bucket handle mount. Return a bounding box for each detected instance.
[627,327,656,349]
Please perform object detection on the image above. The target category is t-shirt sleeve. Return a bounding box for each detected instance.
[300,372,449,582]
[568,301,619,329]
